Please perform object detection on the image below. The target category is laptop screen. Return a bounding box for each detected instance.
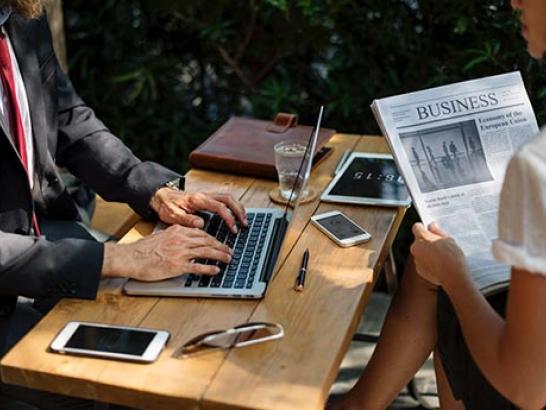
[282,106,324,214]
[269,106,324,276]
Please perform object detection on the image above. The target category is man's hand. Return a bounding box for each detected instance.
[102,225,232,281]
[150,188,247,233]
[410,222,470,287]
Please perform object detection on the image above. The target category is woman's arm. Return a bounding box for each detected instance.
[444,267,546,409]
[411,223,546,409]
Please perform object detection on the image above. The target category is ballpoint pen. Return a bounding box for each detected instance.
[295,249,309,292]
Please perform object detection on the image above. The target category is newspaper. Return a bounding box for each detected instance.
[371,72,539,295]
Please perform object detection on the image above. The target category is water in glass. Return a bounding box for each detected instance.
[274,142,307,201]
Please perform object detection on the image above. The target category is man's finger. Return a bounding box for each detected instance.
[203,199,238,233]
[187,263,221,276]
[213,194,247,227]
[163,203,204,228]
[170,228,225,249]
[191,246,232,264]
[186,235,232,254]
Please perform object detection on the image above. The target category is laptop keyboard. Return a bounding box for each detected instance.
[184,212,273,290]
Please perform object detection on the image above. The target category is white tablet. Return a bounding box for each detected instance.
[321,152,411,207]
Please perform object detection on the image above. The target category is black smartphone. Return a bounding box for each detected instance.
[312,146,333,167]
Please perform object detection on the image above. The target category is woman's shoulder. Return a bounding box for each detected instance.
[513,129,546,165]
[494,129,546,275]
[506,130,546,182]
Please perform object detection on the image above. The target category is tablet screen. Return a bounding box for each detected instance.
[324,155,410,205]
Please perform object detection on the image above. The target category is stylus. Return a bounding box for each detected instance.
[333,149,351,176]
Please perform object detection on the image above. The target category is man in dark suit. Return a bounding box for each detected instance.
[0,1,246,407]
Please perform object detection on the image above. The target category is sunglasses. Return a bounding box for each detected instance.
[174,322,284,358]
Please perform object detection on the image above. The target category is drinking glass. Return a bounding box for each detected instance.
[274,141,308,201]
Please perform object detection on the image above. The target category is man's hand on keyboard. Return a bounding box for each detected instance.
[150,188,247,234]
[102,225,233,281]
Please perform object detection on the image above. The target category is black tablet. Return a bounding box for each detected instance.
[321,153,411,207]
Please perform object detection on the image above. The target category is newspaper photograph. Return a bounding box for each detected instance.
[372,72,539,294]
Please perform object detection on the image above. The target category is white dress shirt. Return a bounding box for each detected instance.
[492,129,546,275]
[0,27,35,188]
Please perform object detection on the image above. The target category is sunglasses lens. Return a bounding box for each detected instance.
[205,324,281,348]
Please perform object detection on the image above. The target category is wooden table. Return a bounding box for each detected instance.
[1,134,406,410]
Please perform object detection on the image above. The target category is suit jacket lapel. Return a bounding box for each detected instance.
[5,14,48,180]
[0,8,14,151]
[0,109,17,154]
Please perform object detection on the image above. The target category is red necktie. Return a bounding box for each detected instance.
[0,33,41,236]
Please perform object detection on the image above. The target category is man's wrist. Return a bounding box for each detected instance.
[149,177,184,215]
[102,242,130,279]
[102,242,117,278]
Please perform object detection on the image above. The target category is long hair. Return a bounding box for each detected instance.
[2,0,45,19]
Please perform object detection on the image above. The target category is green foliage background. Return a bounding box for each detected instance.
[64,0,545,173]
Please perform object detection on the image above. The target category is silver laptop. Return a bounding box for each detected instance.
[124,107,324,299]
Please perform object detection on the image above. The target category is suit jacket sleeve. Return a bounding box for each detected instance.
[0,230,103,302]
[52,50,182,217]
[0,15,183,308]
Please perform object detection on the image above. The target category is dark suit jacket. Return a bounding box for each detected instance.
[0,14,182,317]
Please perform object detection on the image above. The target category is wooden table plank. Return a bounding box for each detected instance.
[0,134,406,410]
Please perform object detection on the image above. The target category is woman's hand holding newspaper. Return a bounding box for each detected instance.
[410,222,471,288]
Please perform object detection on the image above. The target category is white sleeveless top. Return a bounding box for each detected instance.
[492,130,546,275]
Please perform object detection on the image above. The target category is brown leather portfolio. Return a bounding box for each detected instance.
[189,114,336,180]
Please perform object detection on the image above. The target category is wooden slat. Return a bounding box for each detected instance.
[0,135,406,410]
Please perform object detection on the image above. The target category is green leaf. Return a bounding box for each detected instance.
[463,55,489,72]
[454,16,469,34]
[263,0,288,11]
